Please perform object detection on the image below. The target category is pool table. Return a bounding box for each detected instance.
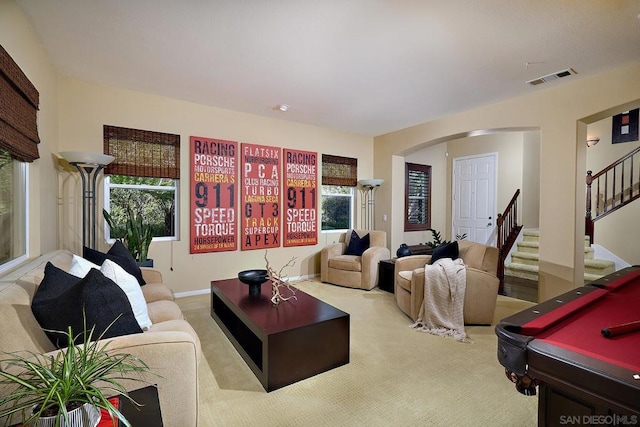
[496,266,640,424]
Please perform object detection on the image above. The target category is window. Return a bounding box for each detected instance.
[105,175,178,239]
[405,162,431,231]
[321,186,354,231]
[321,154,357,231]
[103,126,180,240]
[0,45,38,272]
[0,148,27,272]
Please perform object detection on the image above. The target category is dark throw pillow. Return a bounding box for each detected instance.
[345,231,370,256]
[83,240,146,286]
[430,241,459,265]
[33,262,82,305]
[32,267,142,348]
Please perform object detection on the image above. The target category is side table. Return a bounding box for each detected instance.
[9,386,162,427]
[119,386,163,426]
[377,259,396,293]
[407,245,435,256]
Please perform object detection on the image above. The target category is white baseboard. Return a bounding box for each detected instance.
[174,273,320,299]
[174,288,211,298]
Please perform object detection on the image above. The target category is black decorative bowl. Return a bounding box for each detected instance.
[238,269,269,297]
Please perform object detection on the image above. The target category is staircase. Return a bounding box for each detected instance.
[586,145,640,244]
[504,230,615,283]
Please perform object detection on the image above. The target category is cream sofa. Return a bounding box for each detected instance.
[0,250,200,427]
[394,240,500,325]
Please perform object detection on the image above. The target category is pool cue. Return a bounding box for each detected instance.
[601,320,640,338]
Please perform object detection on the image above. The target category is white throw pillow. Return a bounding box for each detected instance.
[68,254,100,278]
[100,259,152,331]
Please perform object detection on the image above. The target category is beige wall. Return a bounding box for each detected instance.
[0,0,60,257]
[403,143,448,246]
[4,0,640,298]
[402,131,540,247]
[57,77,373,294]
[375,62,640,300]
[522,131,540,228]
[445,132,525,243]
[585,116,640,264]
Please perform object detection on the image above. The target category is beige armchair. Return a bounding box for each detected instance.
[394,240,500,325]
[321,229,391,290]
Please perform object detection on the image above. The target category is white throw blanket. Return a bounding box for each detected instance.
[410,257,472,343]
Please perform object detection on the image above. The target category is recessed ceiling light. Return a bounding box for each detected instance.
[275,104,289,112]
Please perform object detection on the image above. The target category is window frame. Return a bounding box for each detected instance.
[321,185,355,232]
[404,162,432,232]
[0,155,28,274]
[104,175,179,242]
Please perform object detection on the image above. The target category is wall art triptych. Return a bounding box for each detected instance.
[189,136,317,254]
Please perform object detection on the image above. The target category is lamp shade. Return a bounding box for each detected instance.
[358,179,384,187]
[59,151,114,165]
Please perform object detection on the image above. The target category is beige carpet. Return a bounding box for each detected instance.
[176,280,538,426]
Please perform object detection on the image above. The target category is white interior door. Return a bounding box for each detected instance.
[452,153,497,245]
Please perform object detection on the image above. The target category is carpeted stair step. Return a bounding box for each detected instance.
[520,230,590,247]
[504,262,539,281]
[516,240,539,254]
[506,229,617,284]
[584,246,595,260]
[584,258,615,277]
[514,242,595,258]
[510,252,539,266]
[505,259,615,283]
[522,230,539,243]
[585,273,606,283]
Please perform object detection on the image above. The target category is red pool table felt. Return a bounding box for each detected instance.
[521,269,640,373]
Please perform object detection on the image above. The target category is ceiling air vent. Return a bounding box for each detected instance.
[526,68,577,86]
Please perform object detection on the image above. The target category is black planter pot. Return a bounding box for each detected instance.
[137,259,154,268]
[396,244,412,258]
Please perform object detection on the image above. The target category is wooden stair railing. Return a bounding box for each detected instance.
[586,146,640,244]
[496,189,523,286]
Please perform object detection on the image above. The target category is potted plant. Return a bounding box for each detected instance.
[424,228,467,248]
[103,207,153,266]
[0,321,152,427]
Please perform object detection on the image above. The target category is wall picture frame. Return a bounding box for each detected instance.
[612,108,639,144]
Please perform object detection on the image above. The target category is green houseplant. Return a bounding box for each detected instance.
[103,207,153,264]
[424,228,467,248]
[0,321,152,427]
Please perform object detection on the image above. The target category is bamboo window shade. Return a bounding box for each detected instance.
[0,44,40,162]
[322,154,357,186]
[103,125,180,179]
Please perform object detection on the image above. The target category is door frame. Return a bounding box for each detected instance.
[451,152,498,245]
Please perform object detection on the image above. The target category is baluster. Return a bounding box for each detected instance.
[612,167,617,208]
[620,161,625,204]
[586,171,593,219]
[596,176,601,216]
[604,172,609,213]
[631,155,635,197]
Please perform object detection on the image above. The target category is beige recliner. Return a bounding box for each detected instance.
[321,229,390,290]
[394,240,499,325]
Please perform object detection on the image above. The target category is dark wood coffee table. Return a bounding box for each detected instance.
[210,278,350,392]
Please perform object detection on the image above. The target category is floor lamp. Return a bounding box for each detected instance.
[358,179,383,230]
[60,151,114,249]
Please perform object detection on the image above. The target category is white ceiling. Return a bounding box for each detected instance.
[15,1,640,137]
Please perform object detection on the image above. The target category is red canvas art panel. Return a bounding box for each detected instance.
[190,136,238,253]
[241,143,281,250]
[283,149,318,247]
